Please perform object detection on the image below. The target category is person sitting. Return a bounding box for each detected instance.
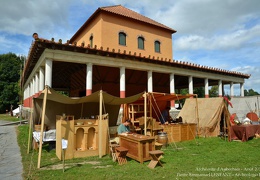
[117,119,131,134]
[32,32,49,42]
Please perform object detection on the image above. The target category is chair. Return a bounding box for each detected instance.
[137,117,163,136]
[108,126,119,161]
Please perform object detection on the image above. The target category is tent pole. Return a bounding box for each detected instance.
[27,100,33,154]
[37,85,49,169]
[144,92,147,135]
[80,103,83,118]
[98,90,103,158]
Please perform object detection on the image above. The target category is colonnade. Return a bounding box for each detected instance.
[23,59,245,108]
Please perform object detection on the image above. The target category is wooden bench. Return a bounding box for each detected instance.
[115,147,128,165]
[147,150,164,169]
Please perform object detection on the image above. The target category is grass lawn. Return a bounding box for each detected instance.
[0,113,22,122]
[17,124,260,180]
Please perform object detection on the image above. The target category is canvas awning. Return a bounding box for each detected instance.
[36,87,144,105]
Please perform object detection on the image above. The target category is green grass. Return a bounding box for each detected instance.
[17,124,260,180]
[0,113,21,122]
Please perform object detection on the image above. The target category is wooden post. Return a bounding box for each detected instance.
[62,149,65,172]
[195,94,199,137]
[27,104,33,154]
[37,85,49,169]
[144,92,147,135]
[98,90,103,158]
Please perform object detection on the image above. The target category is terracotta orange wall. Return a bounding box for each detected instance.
[73,15,102,47]
[74,13,173,59]
[101,13,173,59]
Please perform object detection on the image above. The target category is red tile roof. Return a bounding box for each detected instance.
[70,5,176,43]
[100,5,176,33]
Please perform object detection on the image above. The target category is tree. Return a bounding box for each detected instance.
[209,86,218,97]
[0,53,24,113]
[244,89,259,96]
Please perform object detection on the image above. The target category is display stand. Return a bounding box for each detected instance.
[56,115,104,160]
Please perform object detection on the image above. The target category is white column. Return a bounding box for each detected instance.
[170,73,176,109]
[45,59,53,87]
[86,63,93,95]
[30,80,33,97]
[24,85,27,99]
[33,75,36,95]
[218,80,223,97]
[188,76,193,94]
[170,73,175,94]
[147,70,153,92]
[120,67,125,98]
[118,67,126,125]
[230,82,234,97]
[39,67,44,91]
[204,78,209,98]
[35,72,39,94]
[240,83,244,97]
[31,78,34,96]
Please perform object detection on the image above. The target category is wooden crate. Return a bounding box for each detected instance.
[34,124,46,132]
[181,124,188,141]
[187,123,197,140]
[162,123,197,142]
[171,124,181,142]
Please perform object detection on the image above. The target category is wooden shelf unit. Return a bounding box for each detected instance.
[128,103,150,126]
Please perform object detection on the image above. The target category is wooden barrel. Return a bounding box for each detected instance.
[157,132,168,147]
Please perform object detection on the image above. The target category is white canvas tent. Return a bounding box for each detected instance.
[229,96,260,122]
[178,97,230,137]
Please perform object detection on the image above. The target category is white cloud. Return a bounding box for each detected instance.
[0,0,73,37]
[174,24,260,51]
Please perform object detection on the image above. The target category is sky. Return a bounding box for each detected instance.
[0,0,259,95]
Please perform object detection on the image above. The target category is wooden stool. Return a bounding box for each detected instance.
[155,142,163,150]
[115,147,128,165]
[110,144,120,162]
[148,150,164,169]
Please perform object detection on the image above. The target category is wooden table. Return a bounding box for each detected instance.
[119,134,155,163]
[229,124,260,142]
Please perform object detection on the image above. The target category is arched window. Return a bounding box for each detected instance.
[138,36,145,49]
[155,40,161,53]
[89,35,93,48]
[119,32,126,46]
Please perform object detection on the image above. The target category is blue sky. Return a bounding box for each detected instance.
[1,0,259,95]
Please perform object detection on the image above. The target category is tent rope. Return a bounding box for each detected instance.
[150,93,179,150]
